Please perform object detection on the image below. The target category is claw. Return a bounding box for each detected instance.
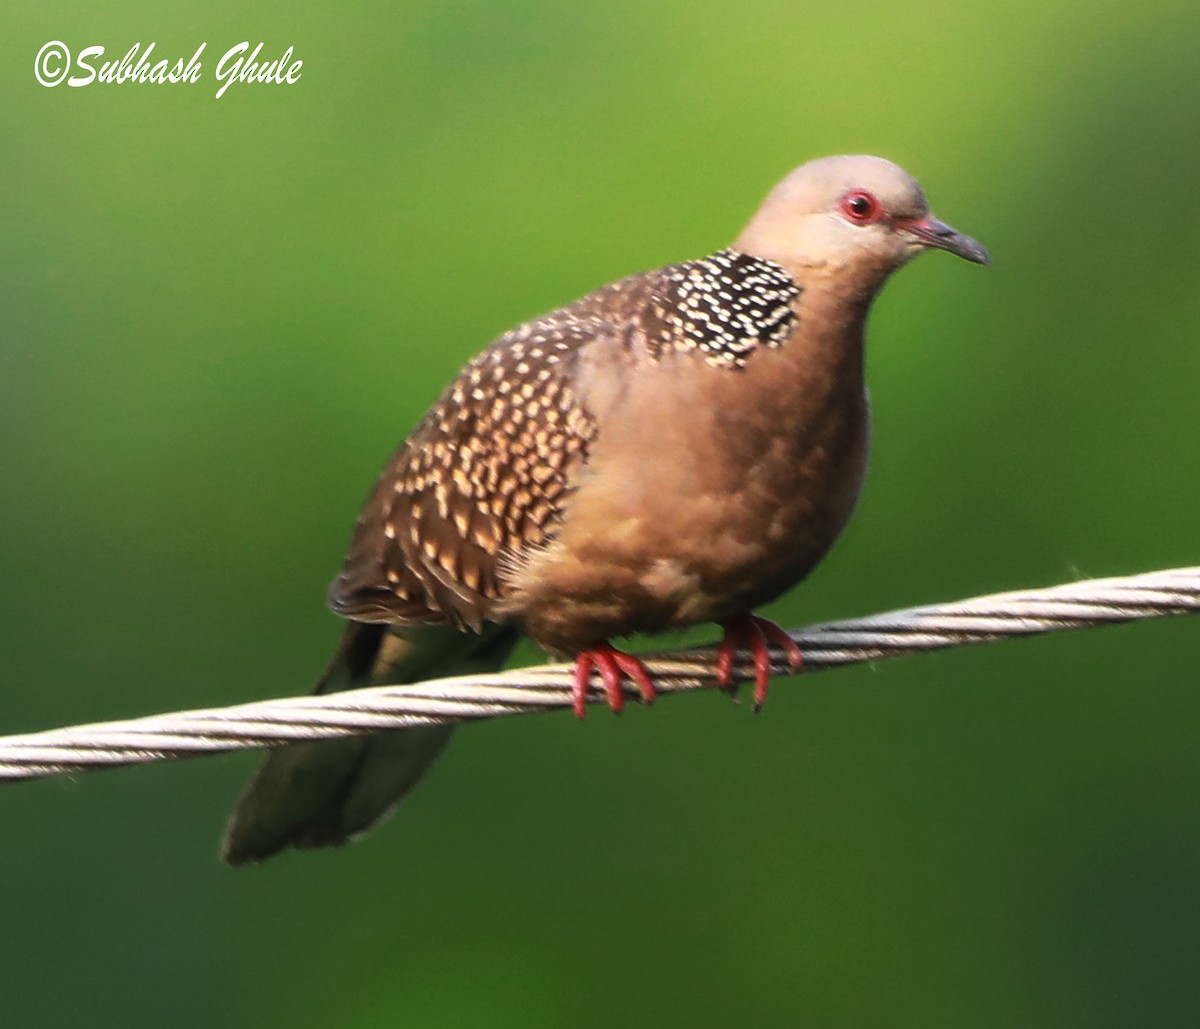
[716,614,804,712]
[571,643,657,719]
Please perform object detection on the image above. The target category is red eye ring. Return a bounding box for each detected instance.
[840,189,882,224]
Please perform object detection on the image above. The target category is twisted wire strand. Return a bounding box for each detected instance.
[2,566,1196,782]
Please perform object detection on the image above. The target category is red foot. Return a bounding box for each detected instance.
[716,614,804,712]
[571,643,657,719]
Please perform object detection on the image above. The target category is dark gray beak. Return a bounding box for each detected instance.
[896,214,989,266]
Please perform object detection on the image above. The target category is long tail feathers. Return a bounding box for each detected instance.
[221,622,519,866]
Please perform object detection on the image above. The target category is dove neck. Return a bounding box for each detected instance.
[786,282,871,383]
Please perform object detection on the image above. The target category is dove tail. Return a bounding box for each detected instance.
[221,621,518,866]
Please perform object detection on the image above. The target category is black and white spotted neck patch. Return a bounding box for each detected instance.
[653,248,800,368]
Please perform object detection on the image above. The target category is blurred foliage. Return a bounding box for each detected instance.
[3,1,1200,1026]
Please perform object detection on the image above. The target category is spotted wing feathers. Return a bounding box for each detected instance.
[328,318,599,630]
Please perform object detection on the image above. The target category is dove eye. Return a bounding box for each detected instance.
[840,190,882,224]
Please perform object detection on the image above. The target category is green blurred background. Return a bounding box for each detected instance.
[4,2,1200,1026]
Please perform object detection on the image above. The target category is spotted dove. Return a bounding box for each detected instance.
[222,155,987,864]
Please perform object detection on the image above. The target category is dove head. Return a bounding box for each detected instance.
[735,155,987,293]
